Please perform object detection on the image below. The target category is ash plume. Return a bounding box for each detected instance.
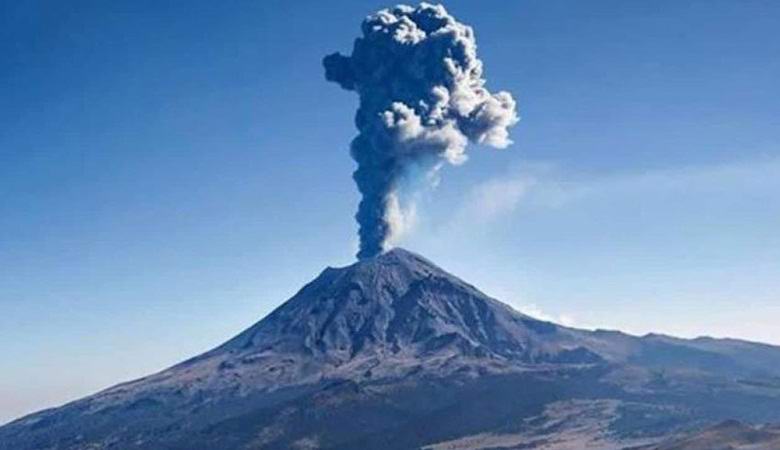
[324,3,519,260]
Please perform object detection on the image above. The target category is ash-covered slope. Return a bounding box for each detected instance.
[636,420,780,450]
[214,248,603,370]
[2,249,780,450]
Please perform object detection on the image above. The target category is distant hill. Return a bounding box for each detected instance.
[3,249,780,449]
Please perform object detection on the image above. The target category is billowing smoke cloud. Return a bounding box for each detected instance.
[324,3,519,260]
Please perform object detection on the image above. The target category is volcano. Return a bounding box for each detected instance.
[2,249,780,449]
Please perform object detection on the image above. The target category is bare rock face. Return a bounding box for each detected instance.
[637,420,780,450]
[215,249,603,376]
[2,249,780,450]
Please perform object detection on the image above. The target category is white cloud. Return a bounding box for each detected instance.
[385,192,419,249]
[548,155,780,203]
[424,155,780,341]
[466,177,533,220]
[514,302,578,328]
[448,155,780,230]
[449,171,539,228]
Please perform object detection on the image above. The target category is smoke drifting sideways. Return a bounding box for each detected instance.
[324,3,519,260]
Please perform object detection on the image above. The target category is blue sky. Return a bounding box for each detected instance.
[1,0,778,424]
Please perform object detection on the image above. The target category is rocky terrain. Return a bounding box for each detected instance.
[634,420,780,450]
[2,249,780,449]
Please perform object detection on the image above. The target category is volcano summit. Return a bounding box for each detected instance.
[2,249,780,449]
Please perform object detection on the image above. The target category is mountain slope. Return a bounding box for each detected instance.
[2,249,780,450]
[635,420,780,450]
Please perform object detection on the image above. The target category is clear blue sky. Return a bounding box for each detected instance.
[1,0,778,424]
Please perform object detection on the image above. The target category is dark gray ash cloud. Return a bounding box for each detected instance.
[324,3,519,260]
